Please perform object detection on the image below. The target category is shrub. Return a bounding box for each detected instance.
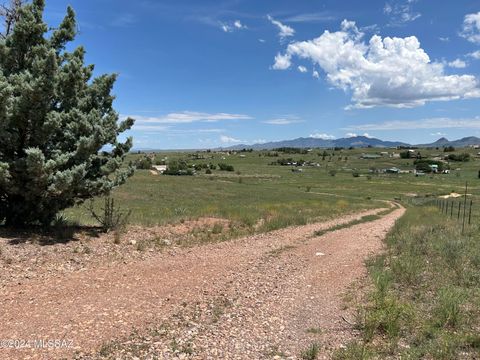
[300,343,320,360]
[272,147,308,154]
[135,156,153,170]
[447,153,470,162]
[88,196,131,233]
[414,159,447,172]
[164,160,194,175]
[218,163,235,172]
[400,151,411,159]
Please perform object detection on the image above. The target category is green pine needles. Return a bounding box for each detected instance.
[0,0,135,226]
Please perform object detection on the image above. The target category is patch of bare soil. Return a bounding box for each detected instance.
[0,206,404,359]
[0,217,230,289]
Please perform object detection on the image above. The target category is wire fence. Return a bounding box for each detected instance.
[431,182,474,233]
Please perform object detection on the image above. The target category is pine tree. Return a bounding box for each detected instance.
[0,0,135,226]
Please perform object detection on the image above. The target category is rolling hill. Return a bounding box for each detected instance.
[224,135,480,150]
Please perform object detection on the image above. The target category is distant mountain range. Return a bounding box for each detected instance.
[224,136,480,150]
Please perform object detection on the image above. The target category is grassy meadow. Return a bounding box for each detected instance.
[66,146,480,229]
[335,203,480,359]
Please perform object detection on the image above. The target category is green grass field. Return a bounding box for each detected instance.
[66,147,480,229]
[335,204,480,359]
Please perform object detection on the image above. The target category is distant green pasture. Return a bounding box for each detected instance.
[66,147,480,227]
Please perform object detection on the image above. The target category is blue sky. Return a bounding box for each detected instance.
[44,0,480,149]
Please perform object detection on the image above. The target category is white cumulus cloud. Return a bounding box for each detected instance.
[297,65,308,73]
[272,20,480,108]
[468,50,480,59]
[460,12,480,43]
[448,59,467,68]
[267,15,295,39]
[309,133,336,140]
[344,132,372,138]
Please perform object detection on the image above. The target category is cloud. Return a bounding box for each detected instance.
[221,20,247,33]
[297,65,308,73]
[220,135,242,143]
[284,12,336,23]
[272,53,292,70]
[460,12,480,43]
[344,117,480,130]
[234,20,247,29]
[448,59,467,68]
[262,118,303,125]
[309,133,336,140]
[383,0,421,25]
[312,70,320,79]
[361,24,380,33]
[267,15,295,39]
[345,132,372,138]
[221,24,232,32]
[272,20,480,108]
[468,50,480,59]
[439,37,450,42]
[431,132,446,136]
[258,38,266,43]
[126,111,252,124]
[130,125,226,134]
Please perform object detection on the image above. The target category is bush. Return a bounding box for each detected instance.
[135,156,153,170]
[88,196,131,233]
[400,151,411,159]
[329,169,337,177]
[300,343,320,360]
[218,163,235,172]
[164,160,194,176]
[272,147,308,154]
[193,163,209,171]
[444,146,455,152]
[447,153,470,162]
[414,159,448,172]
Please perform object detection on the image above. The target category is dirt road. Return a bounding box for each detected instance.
[0,206,404,359]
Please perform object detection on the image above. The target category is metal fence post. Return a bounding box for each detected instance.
[468,200,473,225]
[462,182,468,233]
